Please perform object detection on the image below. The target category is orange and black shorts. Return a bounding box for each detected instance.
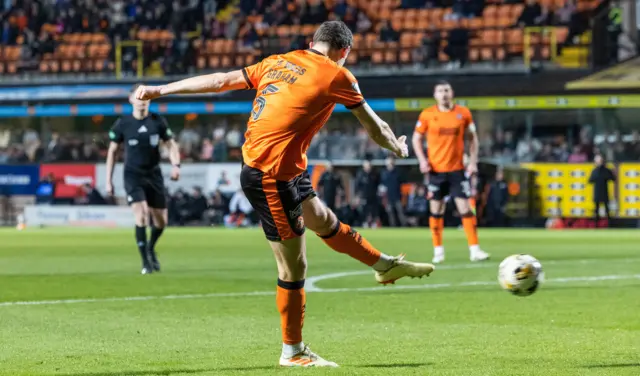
[240,165,316,241]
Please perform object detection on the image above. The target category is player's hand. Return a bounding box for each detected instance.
[467,162,478,176]
[419,160,431,174]
[395,135,409,158]
[170,165,180,181]
[106,182,114,196]
[135,85,163,101]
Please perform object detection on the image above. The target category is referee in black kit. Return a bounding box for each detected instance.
[105,84,181,274]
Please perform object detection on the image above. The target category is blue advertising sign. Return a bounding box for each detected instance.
[0,165,41,195]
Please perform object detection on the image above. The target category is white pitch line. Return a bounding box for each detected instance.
[304,256,640,291]
[1,273,639,308]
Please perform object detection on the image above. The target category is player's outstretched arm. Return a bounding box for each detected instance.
[351,103,408,158]
[136,70,248,100]
[105,141,119,196]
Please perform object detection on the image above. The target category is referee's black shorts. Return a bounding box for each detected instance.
[124,168,167,209]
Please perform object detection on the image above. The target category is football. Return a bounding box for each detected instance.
[498,254,543,297]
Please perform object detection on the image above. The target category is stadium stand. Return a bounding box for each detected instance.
[0,0,600,76]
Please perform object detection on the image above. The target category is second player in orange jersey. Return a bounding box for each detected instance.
[412,81,489,264]
[135,21,434,368]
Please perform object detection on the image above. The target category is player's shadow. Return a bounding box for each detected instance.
[355,362,433,369]
[582,363,640,369]
[42,366,275,376]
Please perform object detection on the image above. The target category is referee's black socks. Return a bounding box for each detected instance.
[149,226,164,251]
[135,225,148,262]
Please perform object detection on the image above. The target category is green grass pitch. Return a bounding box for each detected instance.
[0,228,639,376]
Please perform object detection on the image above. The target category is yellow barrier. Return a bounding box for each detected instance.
[523,27,558,68]
[115,40,144,79]
[522,163,618,218]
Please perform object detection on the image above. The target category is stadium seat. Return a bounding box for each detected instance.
[469,47,480,61]
[468,18,484,30]
[372,50,384,64]
[555,27,569,44]
[399,49,411,64]
[384,49,397,64]
[506,29,524,54]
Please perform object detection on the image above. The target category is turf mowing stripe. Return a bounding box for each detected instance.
[1,274,639,308]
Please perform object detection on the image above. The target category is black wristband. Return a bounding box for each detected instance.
[173,164,181,168]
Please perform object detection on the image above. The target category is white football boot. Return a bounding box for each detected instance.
[470,248,490,262]
[279,345,338,368]
[375,254,435,285]
[432,246,445,264]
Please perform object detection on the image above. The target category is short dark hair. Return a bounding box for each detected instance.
[434,80,451,89]
[313,21,353,50]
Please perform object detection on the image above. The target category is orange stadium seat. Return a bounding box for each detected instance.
[384,49,396,64]
[511,4,524,19]
[555,27,569,44]
[353,34,363,49]
[498,5,511,19]
[371,50,384,64]
[469,47,480,61]
[347,51,358,65]
[399,49,411,64]
[468,18,484,30]
[208,55,220,68]
[506,29,524,54]
[484,5,498,18]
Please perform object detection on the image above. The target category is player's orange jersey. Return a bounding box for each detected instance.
[414,104,473,173]
[241,49,364,180]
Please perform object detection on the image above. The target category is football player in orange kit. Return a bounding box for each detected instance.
[412,81,489,264]
[135,21,434,368]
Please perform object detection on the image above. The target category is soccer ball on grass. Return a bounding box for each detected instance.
[498,254,543,297]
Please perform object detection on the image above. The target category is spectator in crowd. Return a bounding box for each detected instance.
[177,186,208,225]
[444,22,470,69]
[626,130,640,159]
[355,10,371,33]
[419,25,441,68]
[381,156,406,227]
[515,135,541,162]
[535,143,555,162]
[301,0,328,25]
[379,20,399,43]
[567,144,588,163]
[318,162,343,213]
[76,183,108,205]
[205,189,228,225]
[338,196,363,227]
[405,184,428,227]
[225,188,254,227]
[588,154,616,225]
[355,160,381,228]
[516,0,543,27]
[555,0,576,25]
[485,169,508,227]
[200,137,214,161]
[225,125,243,148]
[35,173,56,205]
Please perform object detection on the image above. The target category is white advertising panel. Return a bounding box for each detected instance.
[94,163,242,196]
[24,205,136,227]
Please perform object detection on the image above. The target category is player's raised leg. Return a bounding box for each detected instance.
[303,196,435,284]
[454,197,489,262]
[131,200,154,274]
[428,198,446,264]
[148,208,167,272]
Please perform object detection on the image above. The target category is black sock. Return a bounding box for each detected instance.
[149,226,165,251]
[135,226,148,263]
